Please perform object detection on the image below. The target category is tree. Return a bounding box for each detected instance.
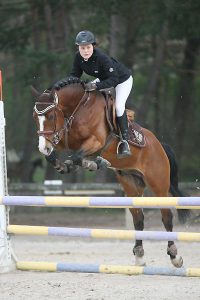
[0,0,200,182]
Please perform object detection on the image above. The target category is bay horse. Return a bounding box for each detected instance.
[32,78,189,268]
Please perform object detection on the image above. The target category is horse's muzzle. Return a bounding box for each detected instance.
[38,135,54,156]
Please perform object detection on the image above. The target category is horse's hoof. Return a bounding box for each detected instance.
[134,257,146,266]
[55,164,68,174]
[82,159,98,171]
[54,159,69,174]
[171,256,183,268]
[133,246,145,266]
[64,159,74,166]
[96,156,111,169]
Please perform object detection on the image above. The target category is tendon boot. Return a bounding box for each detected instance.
[116,112,131,159]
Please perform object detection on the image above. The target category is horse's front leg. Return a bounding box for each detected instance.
[130,208,146,266]
[65,136,108,171]
[45,151,78,174]
[65,154,110,171]
[161,209,183,268]
[65,150,98,171]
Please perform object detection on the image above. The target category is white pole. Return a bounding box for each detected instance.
[0,71,15,272]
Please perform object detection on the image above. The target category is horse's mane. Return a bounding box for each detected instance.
[35,77,85,110]
[50,77,85,91]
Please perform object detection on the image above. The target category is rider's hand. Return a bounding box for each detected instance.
[84,82,97,91]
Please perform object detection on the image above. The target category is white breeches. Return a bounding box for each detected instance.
[92,76,133,117]
[115,75,133,117]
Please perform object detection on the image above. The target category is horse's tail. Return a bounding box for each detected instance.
[161,143,190,224]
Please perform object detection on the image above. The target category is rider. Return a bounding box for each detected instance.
[70,30,133,158]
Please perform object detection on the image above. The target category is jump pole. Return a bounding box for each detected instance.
[0,196,200,208]
[0,70,15,273]
[7,225,200,242]
[16,261,200,277]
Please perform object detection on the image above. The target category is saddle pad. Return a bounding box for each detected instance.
[128,121,146,148]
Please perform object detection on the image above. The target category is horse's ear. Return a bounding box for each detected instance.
[30,85,40,98]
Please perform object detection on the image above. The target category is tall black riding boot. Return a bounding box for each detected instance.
[116,112,131,158]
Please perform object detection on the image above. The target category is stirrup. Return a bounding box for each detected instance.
[117,140,131,159]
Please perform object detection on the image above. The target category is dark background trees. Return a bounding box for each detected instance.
[0,0,199,183]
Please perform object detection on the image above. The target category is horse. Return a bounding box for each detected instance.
[32,78,189,268]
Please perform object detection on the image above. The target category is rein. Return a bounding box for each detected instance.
[62,90,90,150]
[65,91,90,131]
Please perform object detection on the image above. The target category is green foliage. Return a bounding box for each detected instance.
[181,155,200,180]
[167,0,200,38]
[0,0,199,182]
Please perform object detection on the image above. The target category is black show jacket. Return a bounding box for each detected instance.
[70,48,132,90]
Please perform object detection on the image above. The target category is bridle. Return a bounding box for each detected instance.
[34,89,90,147]
[34,102,66,147]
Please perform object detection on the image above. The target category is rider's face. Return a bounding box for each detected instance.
[79,44,94,61]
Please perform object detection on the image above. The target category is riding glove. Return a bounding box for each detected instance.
[84,82,97,91]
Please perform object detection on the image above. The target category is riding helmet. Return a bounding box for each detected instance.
[75,30,96,45]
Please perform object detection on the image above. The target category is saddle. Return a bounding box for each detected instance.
[100,88,146,148]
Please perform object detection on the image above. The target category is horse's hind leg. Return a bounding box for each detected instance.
[116,171,146,266]
[148,183,183,267]
[145,155,183,268]
[130,208,145,266]
[148,186,183,268]
[161,208,183,268]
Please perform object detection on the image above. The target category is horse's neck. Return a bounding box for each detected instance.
[58,86,84,115]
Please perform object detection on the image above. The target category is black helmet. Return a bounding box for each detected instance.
[75,30,96,45]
